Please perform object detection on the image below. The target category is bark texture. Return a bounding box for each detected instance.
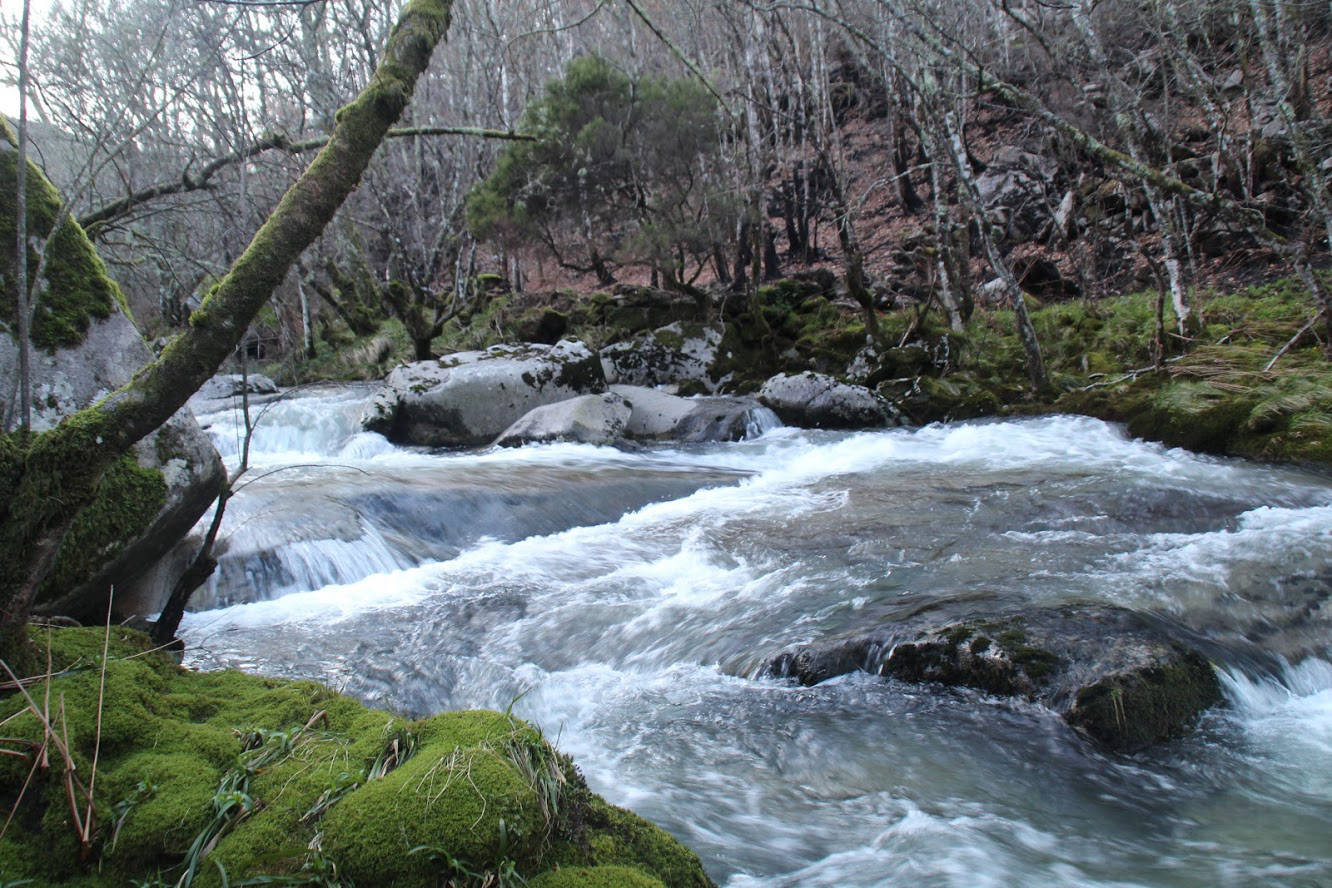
[0,0,454,666]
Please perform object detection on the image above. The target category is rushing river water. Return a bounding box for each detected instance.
[179,384,1332,887]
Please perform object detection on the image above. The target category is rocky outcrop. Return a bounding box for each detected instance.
[362,340,607,447]
[766,605,1223,752]
[600,323,724,393]
[613,385,778,443]
[975,146,1058,243]
[601,284,709,336]
[758,371,897,429]
[495,392,632,447]
[2,132,224,623]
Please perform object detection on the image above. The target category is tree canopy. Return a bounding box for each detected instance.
[466,54,731,289]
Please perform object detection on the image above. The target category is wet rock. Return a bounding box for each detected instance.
[758,371,897,429]
[613,384,772,443]
[601,322,724,393]
[362,340,606,447]
[495,392,632,447]
[765,605,1223,752]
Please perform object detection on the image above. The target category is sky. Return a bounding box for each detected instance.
[1,0,56,119]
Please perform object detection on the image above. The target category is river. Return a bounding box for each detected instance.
[179,384,1332,887]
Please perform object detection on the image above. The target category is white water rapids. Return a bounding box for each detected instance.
[179,385,1332,886]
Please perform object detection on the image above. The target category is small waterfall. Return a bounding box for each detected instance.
[743,405,783,439]
[196,384,376,461]
[193,520,414,609]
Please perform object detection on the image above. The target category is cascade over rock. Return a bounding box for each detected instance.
[1,138,224,622]
[362,339,606,447]
[758,371,898,429]
[766,604,1223,751]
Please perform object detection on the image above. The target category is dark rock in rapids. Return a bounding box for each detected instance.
[765,604,1223,752]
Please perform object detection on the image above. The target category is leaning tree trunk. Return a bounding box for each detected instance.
[941,112,1050,392]
[0,0,455,668]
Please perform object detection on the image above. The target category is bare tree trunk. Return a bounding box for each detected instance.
[925,130,967,333]
[1069,0,1194,333]
[0,0,455,666]
[14,0,32,433]
[942,112,1049,392]
[297,277,316,359]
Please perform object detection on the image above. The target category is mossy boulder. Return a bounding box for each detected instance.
[0,627,715,887]
[601,322,725,393]
[767,604,1223,752]
[1,123,124,354]
[0,127,224,624]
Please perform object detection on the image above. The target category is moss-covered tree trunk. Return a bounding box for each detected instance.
[0,0,454,669]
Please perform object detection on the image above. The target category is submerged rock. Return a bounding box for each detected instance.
[362,339,606,447]
[496,392,633,447]
[758,371,897,429]
[0,627,715,888]
[766,605,1222,752]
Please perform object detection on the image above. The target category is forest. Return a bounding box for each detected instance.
[1,0,1331,885]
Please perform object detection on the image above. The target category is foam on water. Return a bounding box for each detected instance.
[197,385,373,462]
[181,387,1332,888]
[1220,657,1332,800]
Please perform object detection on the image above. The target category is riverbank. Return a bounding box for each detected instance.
[0,626,713,887]
[264,274,1332,469]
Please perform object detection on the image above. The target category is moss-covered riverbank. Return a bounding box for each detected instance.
[0,627,713,887]
[266,272,1331,469]
[924,276,1332,466]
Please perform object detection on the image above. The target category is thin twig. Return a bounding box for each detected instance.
[1264,308,1326,372]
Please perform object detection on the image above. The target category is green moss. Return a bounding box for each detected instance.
[941,624,974,647]
[530,865,667,887]
[37,454,168,603]
[576,799,713,888]
[0,628,713,888]
[1066,651,1221,751]
[1122,380,1261,454]
[1,141,128,352]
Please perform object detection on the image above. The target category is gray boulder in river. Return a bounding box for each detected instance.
[766,605,1223,752]
[495,392,633,447]
[759,371,897,429]
[362,340,606,447]
[613,385,773,442]
[1,129,224,622]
